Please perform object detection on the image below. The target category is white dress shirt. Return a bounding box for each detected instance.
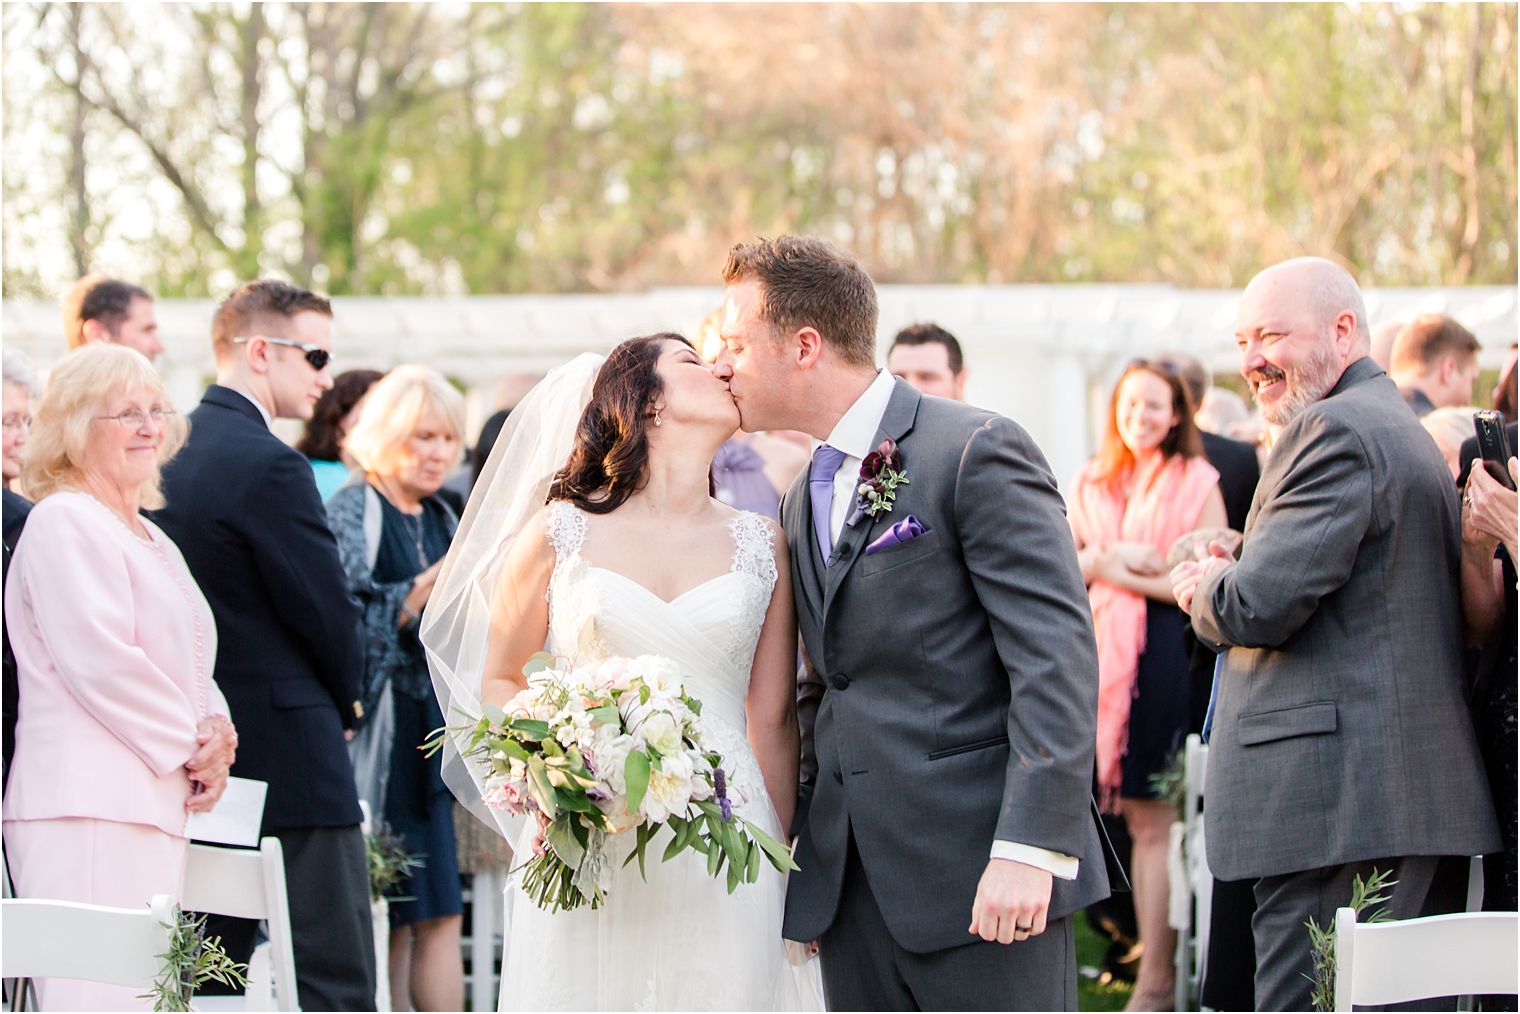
[817,370,1079,880]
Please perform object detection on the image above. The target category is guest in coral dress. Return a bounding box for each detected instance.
[1069,359,1225,1011]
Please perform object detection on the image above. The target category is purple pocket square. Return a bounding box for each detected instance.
[865,515,926,556]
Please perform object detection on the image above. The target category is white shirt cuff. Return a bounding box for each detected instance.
[990,840,1079,880]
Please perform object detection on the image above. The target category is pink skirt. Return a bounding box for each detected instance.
[4,817,187,1012]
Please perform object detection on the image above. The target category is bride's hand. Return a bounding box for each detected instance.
[784,938,820,966]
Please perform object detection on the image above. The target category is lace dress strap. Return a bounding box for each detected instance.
[727,511,778,591]
[543,500,587,563]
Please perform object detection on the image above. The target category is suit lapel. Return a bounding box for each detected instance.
[782,468,826,624]
[822,381,922,615]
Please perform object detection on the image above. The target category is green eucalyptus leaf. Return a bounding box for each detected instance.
[721,823,746,867]
[706,840,723,876]
[526,757,558,818]
[496,739,530,763]
[743,819,800,872]
[511,718,552,740]
[521,652,557,677]
[662,825,688,862]
[624,749,651,814]
[545,818,584,867]
[553,788,596,813]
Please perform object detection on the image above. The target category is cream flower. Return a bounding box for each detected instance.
[628,655,684,697]
[639,749,697,823]
[635,710,683,757]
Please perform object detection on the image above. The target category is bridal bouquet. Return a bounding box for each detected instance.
[427,652,797,913]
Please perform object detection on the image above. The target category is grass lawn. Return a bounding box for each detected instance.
[1076,915,1134,1012]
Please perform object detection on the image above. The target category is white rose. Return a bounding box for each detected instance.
[594,657,635,691]
[628,655,684,697]
[636,710,683,757]
[639,750,696,823]
[595,731,637,795]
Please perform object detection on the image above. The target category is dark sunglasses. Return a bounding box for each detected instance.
[232,335,331,371]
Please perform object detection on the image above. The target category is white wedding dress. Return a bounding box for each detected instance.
[497,500,825,1012]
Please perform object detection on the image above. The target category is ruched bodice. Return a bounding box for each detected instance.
[544,501,774,723]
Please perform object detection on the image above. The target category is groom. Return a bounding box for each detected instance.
[714,236,1109,1010]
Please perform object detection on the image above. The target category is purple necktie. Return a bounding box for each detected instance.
[809,444,849,565]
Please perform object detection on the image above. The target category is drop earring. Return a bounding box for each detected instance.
[654,409,663,427]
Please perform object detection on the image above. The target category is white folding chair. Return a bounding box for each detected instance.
[180,838,299,1012]
[1,893,175,998]
[359,799,392,1014]
[1172,733,1211,1011]
[467,870,506,1013]
[1333,907,1519,1011]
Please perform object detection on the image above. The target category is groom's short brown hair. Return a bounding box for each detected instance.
[722,235,878,367]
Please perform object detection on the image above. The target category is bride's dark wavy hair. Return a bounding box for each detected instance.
[548,332,712,514]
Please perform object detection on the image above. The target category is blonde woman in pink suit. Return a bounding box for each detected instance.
[2,346,237,1012]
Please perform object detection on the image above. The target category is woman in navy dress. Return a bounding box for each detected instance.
[327,365,466,1011]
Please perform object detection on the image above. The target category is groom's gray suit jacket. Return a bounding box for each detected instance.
[1192,357,1500,881]
[781,380,1110,954]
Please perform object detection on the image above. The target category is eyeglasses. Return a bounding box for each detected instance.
[96,407,176,430]
[232,336,331,371]
[2,414,31,433]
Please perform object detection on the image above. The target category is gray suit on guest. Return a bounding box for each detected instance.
[781,381,1109,1011]
[1192,356,1500,1010]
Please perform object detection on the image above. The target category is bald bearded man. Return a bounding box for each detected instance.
[1170,258,1499,1010]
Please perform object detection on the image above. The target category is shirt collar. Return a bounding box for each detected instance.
[819,370,897,460]
[226,385,273,429]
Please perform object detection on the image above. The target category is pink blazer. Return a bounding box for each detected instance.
[3,492,228,837]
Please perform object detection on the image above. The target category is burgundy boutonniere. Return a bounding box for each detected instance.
[850,438,909,524]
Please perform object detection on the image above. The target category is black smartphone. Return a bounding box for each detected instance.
[1473,409,1516,490]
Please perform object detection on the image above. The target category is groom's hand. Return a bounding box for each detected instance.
[969,858,1052,944]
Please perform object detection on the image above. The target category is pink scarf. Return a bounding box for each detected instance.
[1069,454,1219,811]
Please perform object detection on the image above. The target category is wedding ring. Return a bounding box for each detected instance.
[1015,922,1033,932]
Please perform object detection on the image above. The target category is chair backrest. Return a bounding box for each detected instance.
[1,894,174,988]
[1334,907,1520,1011]
[1183,733,1207,835]
[181,839,299,1012]
[1174,734,1212,1013]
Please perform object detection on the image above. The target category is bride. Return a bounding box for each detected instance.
[423,334,824,1011]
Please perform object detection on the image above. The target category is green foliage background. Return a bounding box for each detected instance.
[4,3,1515,298]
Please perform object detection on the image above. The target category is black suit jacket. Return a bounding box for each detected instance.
[2,488,31,789]
[155,386,364,830]
[1201,431,1261,533]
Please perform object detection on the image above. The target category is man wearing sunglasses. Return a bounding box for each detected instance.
[155,279,376,1010]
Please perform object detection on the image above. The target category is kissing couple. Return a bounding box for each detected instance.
[424,235,1110,1012]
